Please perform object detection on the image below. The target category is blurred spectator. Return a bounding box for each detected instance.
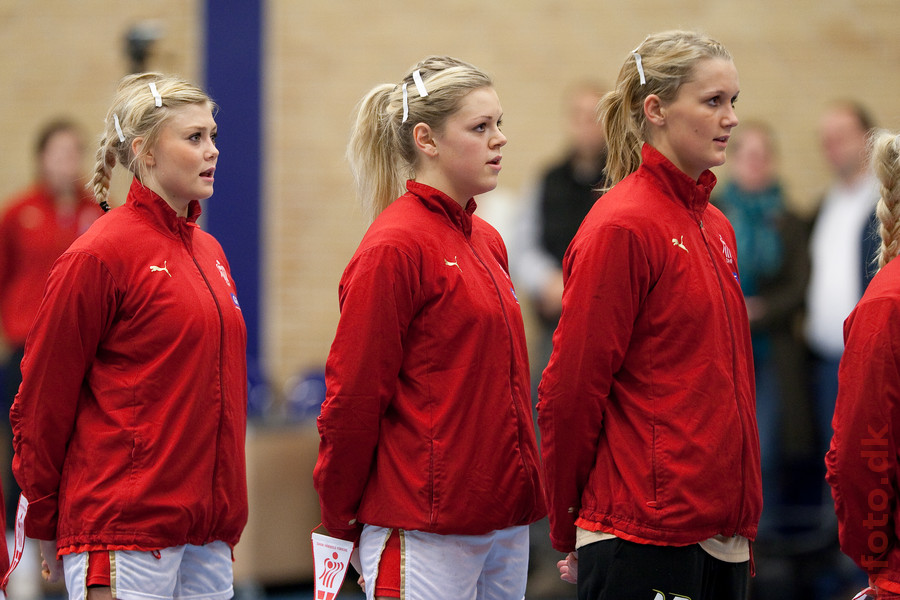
[713,121,810,537]
[0,119,102,526]
[512,81,607,598]
[513,81,607,377]
[798,101,879,600]
[805,101,880,460]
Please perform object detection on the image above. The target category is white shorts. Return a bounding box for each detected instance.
[358,524,529,600]
[61,541,233,600]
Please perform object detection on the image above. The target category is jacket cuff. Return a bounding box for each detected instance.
[22,493,58,541]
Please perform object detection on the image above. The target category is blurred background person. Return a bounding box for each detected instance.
[801,100,879,599]
[513,81,607,364]
[805,101,880,460]
[0,119,101,599]
[712,121,818,599]
[511,81,607,598]
[713,120,810,535]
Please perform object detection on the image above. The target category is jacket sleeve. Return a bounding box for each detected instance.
[825,297,900,575]
[10,251,116,540]
[537,225,650,552]
[313,244,420,542]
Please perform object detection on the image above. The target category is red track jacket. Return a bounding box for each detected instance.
[314,181,546,542]
[11,179,248,553]
[0,184,102,346]
[538,145,762,552]
[827,255,900,591]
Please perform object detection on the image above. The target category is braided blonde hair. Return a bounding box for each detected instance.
[871,130,900,270]
[90,72,215,211]
[346,56,493,223]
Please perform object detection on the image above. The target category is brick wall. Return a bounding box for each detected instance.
[2,1,898,393]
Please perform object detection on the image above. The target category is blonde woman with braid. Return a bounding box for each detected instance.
[827,131,900,600]
[537,31,761,599]
[314,56,545,600]
[10,73,247,600]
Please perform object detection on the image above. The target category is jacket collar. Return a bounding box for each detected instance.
[125,178,202,235]
[639,144,717,216]
[406,180,477,237]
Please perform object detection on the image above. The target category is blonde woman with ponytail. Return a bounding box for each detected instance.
[827,131,900,600]
[314,56,545,600]
[10,73,247,600]
[537,31,761,599]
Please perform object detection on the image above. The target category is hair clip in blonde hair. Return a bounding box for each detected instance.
[412,69,429,98]
[402,70,429,124]
[113,114,126,143]
[632,50,646,85]
[149,82,163,107]
[402,84,410,123]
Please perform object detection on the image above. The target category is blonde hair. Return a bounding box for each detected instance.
[346,56,493,223]
[871,130,900,270]
[599,30,733,188]
[90,72,216,211]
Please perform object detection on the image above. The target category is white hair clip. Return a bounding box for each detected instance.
[149,82,163,107]
[113,114,126,143]
[402,83,410,123]
[632,49,646,85]
[412,69,429,98]
[402,70,429,124]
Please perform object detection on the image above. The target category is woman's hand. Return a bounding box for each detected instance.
[39,539,62,583]
[557,551,578,584]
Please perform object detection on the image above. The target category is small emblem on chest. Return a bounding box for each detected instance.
[671,236,689,253]
[444,256,462,272]
[149,261,172,277]
[216,259,231,287]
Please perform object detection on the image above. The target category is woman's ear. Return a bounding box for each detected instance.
[644,94,666,127]
[413,123,438,158]
[132,137,154,168]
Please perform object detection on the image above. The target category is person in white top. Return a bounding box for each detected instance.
[805,100,880,459]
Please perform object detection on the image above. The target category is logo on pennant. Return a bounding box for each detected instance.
[312,532,354,600]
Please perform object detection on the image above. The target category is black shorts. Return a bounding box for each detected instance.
[577,538,749,600]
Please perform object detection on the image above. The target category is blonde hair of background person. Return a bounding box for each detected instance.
[346,55,492,223]
[872,131,900,269]
[599,30,733,188]
[90,72,215,212]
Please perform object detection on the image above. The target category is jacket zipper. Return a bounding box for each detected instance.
[697,217,747,536]
[465,235,537,508]
[182,226,228,541]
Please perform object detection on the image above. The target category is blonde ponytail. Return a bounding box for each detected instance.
[346,56,493,223]
[346,84,408,224]
[600,30,732,188]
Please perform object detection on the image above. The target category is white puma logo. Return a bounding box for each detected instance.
[672,236,688,253]
[444,257,461,272]
[149,261,172,277]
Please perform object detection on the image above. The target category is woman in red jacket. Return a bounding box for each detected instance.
[826,131,900,599]
[314,56,545,599]
[537,31,761,600]
[10,73,247,600]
